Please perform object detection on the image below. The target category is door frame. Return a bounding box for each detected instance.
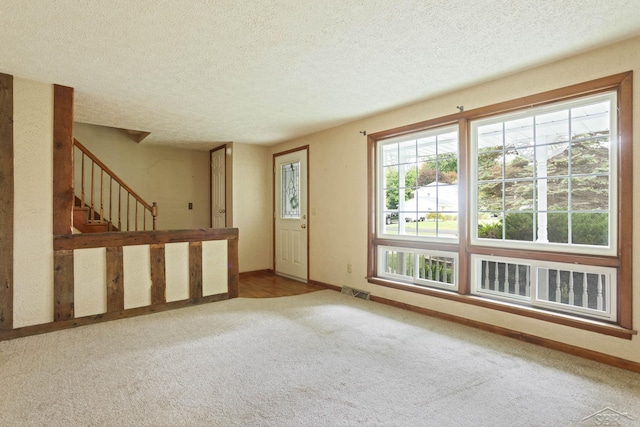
[273,145,310,281]
[210,144,228,228]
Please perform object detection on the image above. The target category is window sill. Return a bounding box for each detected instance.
[366,276,637,339]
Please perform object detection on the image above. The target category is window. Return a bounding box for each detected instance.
[368,73,632,334]
[471,93,616,256]
[378,125,459,241]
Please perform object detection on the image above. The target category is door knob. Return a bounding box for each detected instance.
[219,209,226,213]
[301,224,306,229]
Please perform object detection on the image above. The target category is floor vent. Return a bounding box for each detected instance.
[341,286,370,300]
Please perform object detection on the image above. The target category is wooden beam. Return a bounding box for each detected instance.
[54,227,238,251]
[189,242,202,299]
[150,244,166,305]
[0,73,13,330]
[227,238,239,299]
[53,85,74,235]
[106,247,124,312]
[53,250,74,321]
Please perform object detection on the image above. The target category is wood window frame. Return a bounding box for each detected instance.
[367,72,634,338]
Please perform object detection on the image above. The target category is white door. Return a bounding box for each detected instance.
[274,149,308,282]
[211,147,226,228]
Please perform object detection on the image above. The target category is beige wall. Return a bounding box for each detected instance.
[231,143,272,272]
[74,123,210,230]
[269,36,640,363]
[12,78,54,328]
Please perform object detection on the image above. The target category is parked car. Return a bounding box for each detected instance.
[385,211,398,224]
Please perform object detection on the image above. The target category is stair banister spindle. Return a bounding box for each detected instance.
[109,177,113,231]
[127,194,130,231]
[80,151,85,208]
[118,185,122,231]
[152,202,158,230]
[90,160,95,223]
[135,200,139,231]
[100,169,105,224]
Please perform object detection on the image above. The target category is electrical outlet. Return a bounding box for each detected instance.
[347,263,352,274]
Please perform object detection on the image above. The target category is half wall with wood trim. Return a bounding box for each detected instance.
[0,75,239,341]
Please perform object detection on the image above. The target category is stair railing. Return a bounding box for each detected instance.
[74,139,157,231]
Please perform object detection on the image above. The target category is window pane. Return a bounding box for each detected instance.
[478,259,531,298]
[571,213,608,246]
[571,101,610,139]
[478,151,503,181]
[478,183,502,211]
[399,140,416,164]
[546,212,568,243]
[504,212,534,241]
[505,117,534,149]
[536,110,569,144]
[417,254,456,285]
[477,123,503,152]
[382,143,398,166]
[383,210,399,235]
[478,214,503,239]
[571,176,609,211]
[544,178,568,211]
[281,162,300,219]
[543,143,569,177]
[504,151,533,179]
[417,137,437,160]
[571,139,610,175]
[537,267,612,318]
[504,180,533,211]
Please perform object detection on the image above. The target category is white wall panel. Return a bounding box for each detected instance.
[123,245,152,309]
[74,248,107,317]
[165,242,190,302]
[202,240,227,296]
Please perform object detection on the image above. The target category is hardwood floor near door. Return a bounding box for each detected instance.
[239,271,327,298]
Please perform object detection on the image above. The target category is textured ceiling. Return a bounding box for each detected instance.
[1,1,639,149]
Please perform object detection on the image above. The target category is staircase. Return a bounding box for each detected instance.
[73,139,157,233]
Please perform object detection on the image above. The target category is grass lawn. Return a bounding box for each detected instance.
[384,220,458,235]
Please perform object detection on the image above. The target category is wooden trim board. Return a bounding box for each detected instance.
[0,73,13,330]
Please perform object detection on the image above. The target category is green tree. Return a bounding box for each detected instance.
[417,153,458,186]
[385,167,417,209]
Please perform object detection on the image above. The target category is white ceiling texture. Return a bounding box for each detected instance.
[1,1,639,149]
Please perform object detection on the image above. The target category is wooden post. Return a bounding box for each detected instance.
[53,85,74,235]
[53,85,75,322]
[227,238,239,299]
[106,247,124,312]
[189,242,202,299]
[53,250,74,321]
[0,73,13,330]
[150,244,166,305]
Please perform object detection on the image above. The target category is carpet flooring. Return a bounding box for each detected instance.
[0,290,638,426]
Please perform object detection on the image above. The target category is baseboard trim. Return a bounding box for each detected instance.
[309,279,640,373]
[239,269,274,278]
[0,293,229,342]
[308,279,341,292]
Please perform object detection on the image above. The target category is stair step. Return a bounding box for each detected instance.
[79,223,109,233]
